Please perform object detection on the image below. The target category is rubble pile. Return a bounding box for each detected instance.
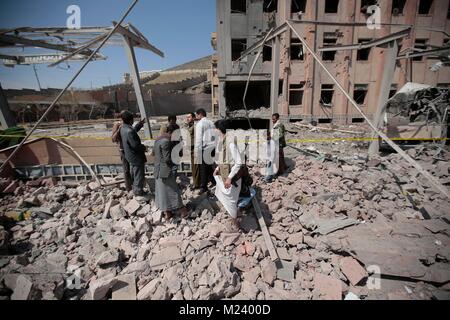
[387,86,450,123]
[285,123,372,159]
[226,107,272,119]
[253,143,450,300]
[0,139,450,300]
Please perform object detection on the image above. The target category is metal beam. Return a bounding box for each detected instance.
[0,33,93,55]
[239,23,288,60]
[113,22,164,58]
[397,46,450,59]
[1,53,106,66]
[0,0,140,176]
[318,28,410,52]
[47,32,109,67]
[286,20,450,200]
[270,36,280,115]
[123,36,153,139]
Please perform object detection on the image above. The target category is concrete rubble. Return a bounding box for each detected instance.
[0,124,450,300]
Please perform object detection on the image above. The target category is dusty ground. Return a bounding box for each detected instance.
[0,124,449,300]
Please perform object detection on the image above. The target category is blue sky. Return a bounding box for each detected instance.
[0,0,216,90]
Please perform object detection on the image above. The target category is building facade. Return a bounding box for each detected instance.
[214,0,450,123]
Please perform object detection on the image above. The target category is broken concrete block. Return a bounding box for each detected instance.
[110,204,125,220]
[277,247,291,261]
[137,279,160,300]
[151,211,162,224]
[261,259,277,286]
[41,177,57,188]
[24,196,40,206]
[313,273,342,300]
[277,260,295,282]
[112,274,136,300]
[220,233,241,246]
[88,182,101,191]
[240,281,259,300]
[151,282,170,300]
[287,232,303,247]
[96,250,119,267]
[102,199,114,219]
[243,267,261,284]
[136,204,151,217]
[11,275,34,300]
[89,276,118,300]
[32,187,46,197]
[339,257,368,286]
[46,252,68,272]
[120,240,136,257]
[78,208,91,220]
[149,247,182,270]
[121,261,149,275]
[124,199,141,216]
[2,180,18,194]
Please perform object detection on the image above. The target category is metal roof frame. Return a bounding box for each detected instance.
[0,23,164,67]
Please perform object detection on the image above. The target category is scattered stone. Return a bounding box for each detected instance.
[11,275,34,300]
[220,233,241,246]
[112,274,137,300]
[149,247,182,270]
[339,257,368,286]
[96,250,119,267]
[137,279,160,300]
[313,273,342,300]
[89,276,118,300]
[277,260,296,282]
[78,208,91,220]
[124,199,141,216]
[261,259,277,286]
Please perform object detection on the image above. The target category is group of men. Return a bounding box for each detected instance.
[111,109,287,208]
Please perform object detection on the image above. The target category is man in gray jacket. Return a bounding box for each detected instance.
[120,111,148,200]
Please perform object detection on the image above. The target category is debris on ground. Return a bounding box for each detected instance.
[0,125,449,300]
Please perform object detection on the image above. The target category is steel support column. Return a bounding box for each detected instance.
[369,40,398,155]
[270,36,280,115]
[123,36,152,138]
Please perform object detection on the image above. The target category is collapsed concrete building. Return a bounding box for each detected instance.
[212,0,450,123]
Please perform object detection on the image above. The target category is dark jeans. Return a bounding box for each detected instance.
[200,147,216,190]
[278,148,287,175]
[131,164,145,196]
[120,150,132,191]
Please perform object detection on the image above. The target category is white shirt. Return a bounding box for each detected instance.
[265,139,277,162]
[228,142,243,179]
[194,117,216,153]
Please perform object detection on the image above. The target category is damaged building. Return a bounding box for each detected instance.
[1,0,450,303]
[213,0,450,123]
[3,55,213,124]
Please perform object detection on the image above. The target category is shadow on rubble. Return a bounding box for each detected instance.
[236,186,273,234]
[0,216,34,257]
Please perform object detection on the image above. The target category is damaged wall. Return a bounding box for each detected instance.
[215,0,450,123]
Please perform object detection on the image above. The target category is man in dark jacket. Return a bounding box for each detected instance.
[112,112,145,191]
[120,111,148,200]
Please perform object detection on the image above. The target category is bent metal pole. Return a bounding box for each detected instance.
[286,20,450,200]
[0,0,140,175]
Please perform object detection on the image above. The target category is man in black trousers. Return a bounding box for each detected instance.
[120,111,149,201]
